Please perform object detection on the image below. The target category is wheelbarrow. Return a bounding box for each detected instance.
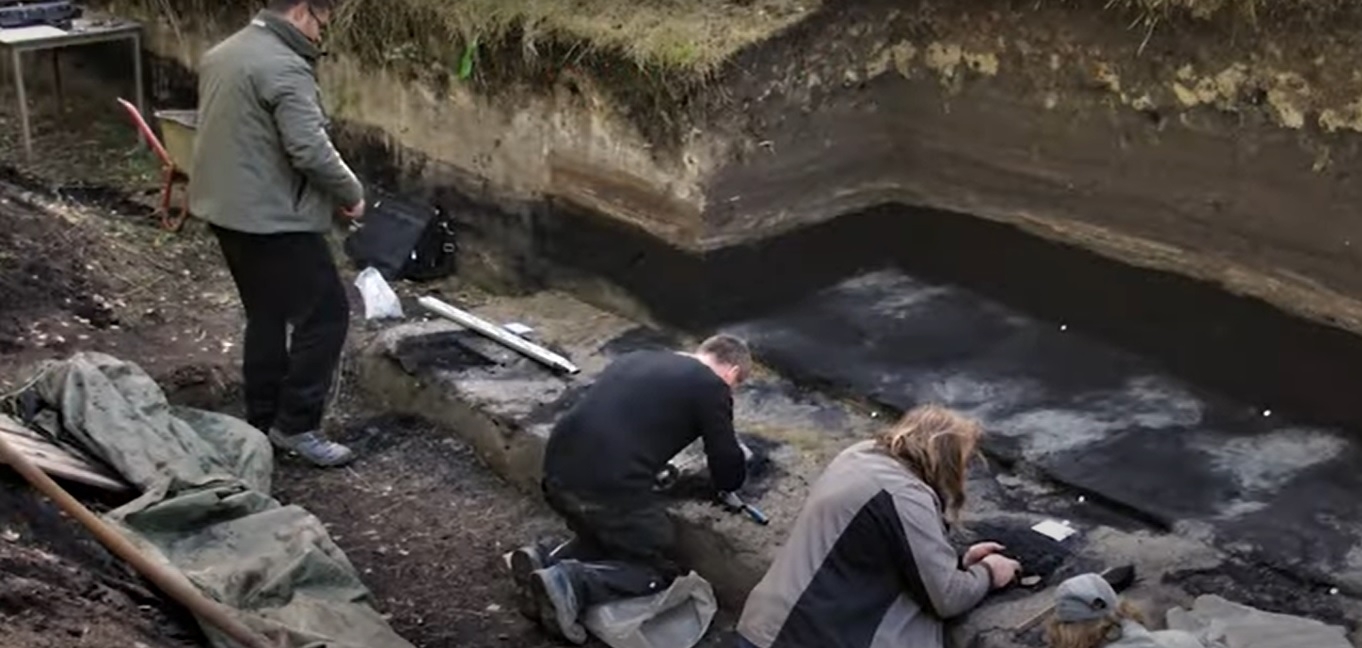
[116,98,197,232]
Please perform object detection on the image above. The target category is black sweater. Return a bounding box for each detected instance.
[544,350,747,499]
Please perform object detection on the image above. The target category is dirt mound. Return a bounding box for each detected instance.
[0,473,203,648]
[0,189,117,352]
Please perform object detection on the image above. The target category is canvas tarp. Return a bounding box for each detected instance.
[4,352,413,648]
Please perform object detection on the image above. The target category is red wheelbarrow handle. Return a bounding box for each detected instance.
[115,97,173,168]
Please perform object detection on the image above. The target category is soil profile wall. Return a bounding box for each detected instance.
[114,0,1362,341]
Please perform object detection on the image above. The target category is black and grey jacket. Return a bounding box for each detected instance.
[737,440,991,648]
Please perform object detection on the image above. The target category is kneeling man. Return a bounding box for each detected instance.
[512,334,752,643]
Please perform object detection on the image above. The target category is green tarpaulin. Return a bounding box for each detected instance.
[5,352,413,648]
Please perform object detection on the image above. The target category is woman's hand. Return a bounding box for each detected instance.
[963,542,1005,567]
[979,554,1022,589]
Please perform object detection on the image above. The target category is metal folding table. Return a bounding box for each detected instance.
[0,17,143,161]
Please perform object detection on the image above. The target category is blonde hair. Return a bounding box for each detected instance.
[1044,601,1146,648]
[875,404,982,521]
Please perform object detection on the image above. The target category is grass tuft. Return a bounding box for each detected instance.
[110,0,819,78]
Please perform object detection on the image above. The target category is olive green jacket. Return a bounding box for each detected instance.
[188,10,363,234]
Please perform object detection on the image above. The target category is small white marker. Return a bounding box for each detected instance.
[1262,409,1272,417]
[1330,587,1340,595]
[1060,324,1068,331]
[1077,495,1086,503]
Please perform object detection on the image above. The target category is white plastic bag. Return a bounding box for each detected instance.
[354,267,404,320]
[583,571,718,648]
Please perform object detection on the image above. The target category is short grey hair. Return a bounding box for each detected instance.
[697,334,752,381]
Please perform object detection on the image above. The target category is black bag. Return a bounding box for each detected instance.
[343,191,457,282]
[401,208,459,282]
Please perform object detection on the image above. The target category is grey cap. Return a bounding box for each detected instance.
[1054,573,1119,623]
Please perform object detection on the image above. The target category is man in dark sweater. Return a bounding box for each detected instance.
[511,334,753,644]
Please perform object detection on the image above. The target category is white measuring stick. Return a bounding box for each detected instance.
[417,296,581,375]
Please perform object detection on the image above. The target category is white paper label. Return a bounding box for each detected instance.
[1031,519,1078,542]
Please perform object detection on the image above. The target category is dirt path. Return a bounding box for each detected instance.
[272,411,571,648]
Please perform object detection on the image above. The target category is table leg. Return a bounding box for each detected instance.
[51,50,62,114]
[13,48,30,161]
[132,34,145,145]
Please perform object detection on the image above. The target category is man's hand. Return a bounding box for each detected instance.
[963,542,1005,567]
[340,199,366,220]
[979,554,1022,589]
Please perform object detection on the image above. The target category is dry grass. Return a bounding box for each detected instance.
[113,0,819,77]
[113,0,1358,80]
[1098,0,1354,24]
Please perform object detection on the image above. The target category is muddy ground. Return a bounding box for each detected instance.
[0,73,736,647]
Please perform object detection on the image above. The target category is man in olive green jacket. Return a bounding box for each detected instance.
[190,0,363,467]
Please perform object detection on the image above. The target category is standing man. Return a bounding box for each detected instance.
[190,0,363,467]
[510,335,753,644]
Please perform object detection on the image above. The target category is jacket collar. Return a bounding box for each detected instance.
[252,10,320,62]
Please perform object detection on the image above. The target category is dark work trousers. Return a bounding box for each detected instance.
[542,478,682,608]
[211,225,349,435]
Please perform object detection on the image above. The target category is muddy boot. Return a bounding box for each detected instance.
[511,543,551,620]
[269,429,355,467]
[530,564,587,644]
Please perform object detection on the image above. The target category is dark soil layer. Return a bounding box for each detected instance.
[1167,559,1354,629]
[0,163,243,397]
[0,473,205,648]
[272,413,568,648]
[532,201,1362,434]
[0,174,119,351]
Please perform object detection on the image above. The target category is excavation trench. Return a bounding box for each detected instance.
[351,143,1362,642]
[40,11,1362,643]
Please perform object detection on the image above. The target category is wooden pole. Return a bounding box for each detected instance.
[0,429,276,648]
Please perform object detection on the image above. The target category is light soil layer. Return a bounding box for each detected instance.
[120,0,1362,341]
[354,290,1362,646]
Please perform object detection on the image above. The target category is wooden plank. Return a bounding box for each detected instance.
[0,419,100,463]
[0,431,104,472]
[0,425,129,492]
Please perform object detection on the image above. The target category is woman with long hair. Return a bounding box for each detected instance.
[734,404,1021,648]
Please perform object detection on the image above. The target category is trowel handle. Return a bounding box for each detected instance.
[719,491,770,526]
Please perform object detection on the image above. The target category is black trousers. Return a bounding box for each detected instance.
[543,479,682,608]
[212,225,349,435]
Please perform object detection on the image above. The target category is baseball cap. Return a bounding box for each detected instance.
[1054,573,1119,623]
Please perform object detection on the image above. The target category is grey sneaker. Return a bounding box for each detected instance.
[530,565,587,644]
[268,430,355,467]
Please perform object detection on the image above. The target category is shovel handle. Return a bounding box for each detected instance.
[0,429,276,648]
